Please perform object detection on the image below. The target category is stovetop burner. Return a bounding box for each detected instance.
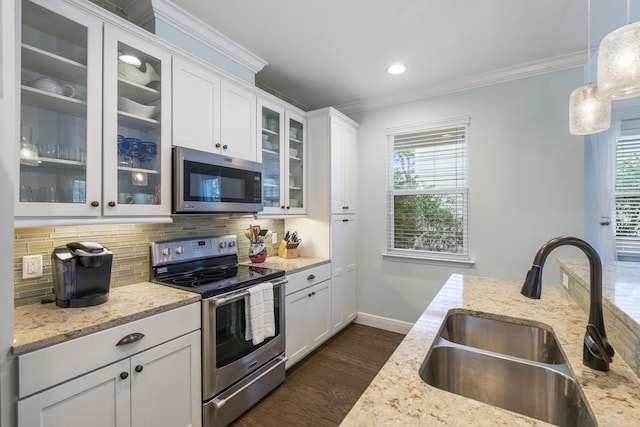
[150,236,284,298]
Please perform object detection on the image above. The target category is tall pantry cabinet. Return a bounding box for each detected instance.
[292,107,359,335]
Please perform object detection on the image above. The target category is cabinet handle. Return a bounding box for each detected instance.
[116,332,145,346]
[342,219,349,222]
[108,201,116,207]
[222,144,228,150]
[90,201,100,207]
[135,365,144,373]
[215,143,221,148]
[120,372,129,380]
[307,274,316,281]
[343,206,348,210]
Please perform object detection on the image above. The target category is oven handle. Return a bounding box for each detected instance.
[211,354,288,409]
[211,279,287,307]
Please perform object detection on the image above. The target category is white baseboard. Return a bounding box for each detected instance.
[354,312,413,335]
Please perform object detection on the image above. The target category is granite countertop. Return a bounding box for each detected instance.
[558,257,640,335]
[13,282,200,355]
[341,274,640,426]
[242,256,330,275]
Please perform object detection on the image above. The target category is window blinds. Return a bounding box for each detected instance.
[615,136,640,256]
[387,119,470,259]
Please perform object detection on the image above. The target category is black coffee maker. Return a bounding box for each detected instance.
[51,242,113,308]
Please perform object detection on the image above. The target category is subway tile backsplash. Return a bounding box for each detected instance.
[14,216,284,307]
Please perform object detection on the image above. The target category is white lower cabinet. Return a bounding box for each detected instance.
[17,303,201,427]
[285,264,332,368]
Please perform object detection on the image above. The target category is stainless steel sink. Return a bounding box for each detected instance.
[439,312,566,364]
[420,345,595,427]
[419,311,596,427]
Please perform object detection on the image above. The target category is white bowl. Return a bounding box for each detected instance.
[118,96,160,119]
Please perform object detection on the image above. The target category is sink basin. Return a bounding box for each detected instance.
[439,312,566,364]
[420,345,595,427]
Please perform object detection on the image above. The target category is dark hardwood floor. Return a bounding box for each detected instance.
[232,323,405,427]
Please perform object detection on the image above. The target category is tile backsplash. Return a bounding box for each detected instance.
[14,216,284,307]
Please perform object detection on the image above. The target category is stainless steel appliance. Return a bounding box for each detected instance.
[51,241,113,308]
[150,235,286,426]
[173,146,263,213]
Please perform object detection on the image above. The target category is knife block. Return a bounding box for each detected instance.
[278,240,299,258]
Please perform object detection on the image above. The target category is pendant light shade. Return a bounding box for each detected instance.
[569,83,611,135]
[597,21,640,99]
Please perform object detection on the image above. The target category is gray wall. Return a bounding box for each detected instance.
[349,68,586,323]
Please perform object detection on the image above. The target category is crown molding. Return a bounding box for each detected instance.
[338,51,586,115]
[148,0,267,74]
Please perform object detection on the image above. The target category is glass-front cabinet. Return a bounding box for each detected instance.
[259,98,306,216]
[17,0,102,216]
[102,25,171,216]
[17,0,171,218]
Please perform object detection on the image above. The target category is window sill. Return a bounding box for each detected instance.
[382,252,475,268]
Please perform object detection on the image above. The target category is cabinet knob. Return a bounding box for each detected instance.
[90,201,100,207]
[222,144,228,150]
[286,206,290,210]
[280,206,285,209]
[120,372,129,380]
[307,274,316,281]
[135,365,144,373]
[108,201,116,207]
[215,143,221,148]
[307,292,313,297]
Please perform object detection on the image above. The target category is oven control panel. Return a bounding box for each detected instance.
[151,235,238,266]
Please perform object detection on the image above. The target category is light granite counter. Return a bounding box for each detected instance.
[13,282,200,355]
[559,257,640,376]
[242,256,330,275]
[341,274,640,426]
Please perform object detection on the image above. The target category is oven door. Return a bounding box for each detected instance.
[173,146,262,213]
[202,279,285,399]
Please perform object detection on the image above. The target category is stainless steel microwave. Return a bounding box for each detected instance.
[173,146,262,213]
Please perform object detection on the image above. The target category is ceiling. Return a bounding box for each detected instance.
[116,0,638,112]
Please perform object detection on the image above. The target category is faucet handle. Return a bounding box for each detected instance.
[585,324,615,363]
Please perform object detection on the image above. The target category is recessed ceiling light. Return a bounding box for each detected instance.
[387,64,406,75]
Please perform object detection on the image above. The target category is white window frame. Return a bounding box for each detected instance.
[384,116,472,265]
[615,122,640,261]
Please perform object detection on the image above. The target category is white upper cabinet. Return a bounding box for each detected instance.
[330,115,358,214]
[258,96,306,216]
[172,56,258,162]
[220,80,257,161]
[17,0,172,219]
[17,0,103,217]
[102,24,172,216]
[172,56,221,153]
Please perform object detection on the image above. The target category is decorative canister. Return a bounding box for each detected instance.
[249,242,267,263]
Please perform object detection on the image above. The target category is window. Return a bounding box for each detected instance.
[386,116,470,261]
[615,130,640,259]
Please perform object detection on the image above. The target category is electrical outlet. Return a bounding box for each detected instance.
[272,232,278,244]
[23,255,43,279]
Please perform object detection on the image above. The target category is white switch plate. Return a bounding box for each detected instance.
[23,254,43,279]
[272,232,278,244]
[562,273,569,289]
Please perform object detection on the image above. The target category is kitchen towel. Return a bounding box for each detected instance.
[244,282,275,345]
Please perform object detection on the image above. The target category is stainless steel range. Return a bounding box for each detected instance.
[150,235,286,426]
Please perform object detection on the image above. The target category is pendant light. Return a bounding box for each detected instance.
[570,0,611,135]
[597,0,640,99]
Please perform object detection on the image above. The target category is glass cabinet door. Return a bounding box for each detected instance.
[286,112,306,214]
[259,101,285,214]
[17,0,103,216]
[102,25,171,216]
